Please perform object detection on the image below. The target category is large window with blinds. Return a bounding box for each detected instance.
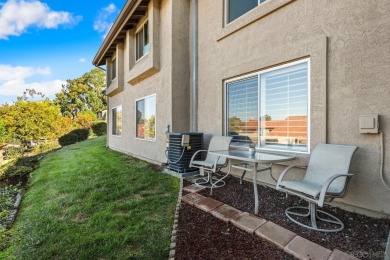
[226,77,259,145]
[225,59,309,152]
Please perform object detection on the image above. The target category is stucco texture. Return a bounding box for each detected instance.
[196,0,390,215]
[107,0,190,164]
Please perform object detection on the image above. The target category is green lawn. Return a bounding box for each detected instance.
[3,136,179,259]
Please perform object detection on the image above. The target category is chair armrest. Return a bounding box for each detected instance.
[276,165,307,190]
[189,150,208,167]
[318,173,354,207]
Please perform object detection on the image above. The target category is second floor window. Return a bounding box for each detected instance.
[111,57,117,80]
[136,21,149,61]
[226,0,267,24]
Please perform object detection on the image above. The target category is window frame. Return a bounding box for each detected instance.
[112,105,122,136]
[111,55,117,81]
[135,93,157,142]
[135,20,150,62]
[224,58,311,154]
[224,0,267,25]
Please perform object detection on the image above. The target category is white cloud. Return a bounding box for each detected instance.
[0,0,82,39]
[0,64,65,96]
[93,3,118,37]
[78,58,86,63]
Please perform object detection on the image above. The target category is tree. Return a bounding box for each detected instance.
[228,116,244,133]
[0,118,7,142]
[0,100,62,141]
[17,88,46,101]
[54,68,106,118]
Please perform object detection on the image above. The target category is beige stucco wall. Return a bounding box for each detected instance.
[107,0,190,164]
[196,0,390,216]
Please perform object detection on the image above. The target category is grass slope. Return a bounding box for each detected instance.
[9,136,179,259]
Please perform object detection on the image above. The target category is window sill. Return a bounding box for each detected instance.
[135,52,149,64]
[107,77,124,96]
[112,134,122,137]
[135,137,156,142]
[230,144,310,155]
[128,51,159,86]
[217,0,296,42]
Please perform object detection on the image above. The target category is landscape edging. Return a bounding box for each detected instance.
[168,177,183,260]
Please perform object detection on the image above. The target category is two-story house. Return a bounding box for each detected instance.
[93,0,390,217]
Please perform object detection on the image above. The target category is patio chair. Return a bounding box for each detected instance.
[189,136,232,195]
[276,144,358,232]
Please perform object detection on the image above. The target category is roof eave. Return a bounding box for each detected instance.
[93,0,142,67]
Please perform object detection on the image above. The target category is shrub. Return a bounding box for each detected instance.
[3,166,33,177]
[69,129,90,142]
[75,111,96,129]
[34,141,59,154]
[91,122,107,136]
[3,146,24,160]
[58,133,78,147]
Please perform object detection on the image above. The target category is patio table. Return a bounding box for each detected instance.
[209,150,295,214]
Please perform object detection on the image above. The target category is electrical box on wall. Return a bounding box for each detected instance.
[359,115,379,134]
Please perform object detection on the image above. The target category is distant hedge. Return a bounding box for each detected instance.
[69,129,90,141]
[58,133,78,147]
[92,122,107,136]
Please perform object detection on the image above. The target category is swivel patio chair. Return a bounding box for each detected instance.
[276,144,358,232]
[189,136,232,195]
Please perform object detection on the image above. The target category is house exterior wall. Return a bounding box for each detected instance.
[196,0,390,216]
[107,0,190,164]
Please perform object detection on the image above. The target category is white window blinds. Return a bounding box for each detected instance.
[260,63,308,151]
[227,76,258,145]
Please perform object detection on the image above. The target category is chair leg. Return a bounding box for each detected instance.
[210,167,232,195]
[195,169,227,194]
[195,170,211,186]
[285,202,344,232]
[240,170,246,185]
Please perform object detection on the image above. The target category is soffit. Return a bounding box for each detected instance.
[93,0,151,66]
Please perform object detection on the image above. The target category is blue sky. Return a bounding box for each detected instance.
[0,0,126,104]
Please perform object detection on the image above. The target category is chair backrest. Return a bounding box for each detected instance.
[205,136,233,166]
[304,144,358,195]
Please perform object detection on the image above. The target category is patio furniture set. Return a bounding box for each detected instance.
[189,136,358,232]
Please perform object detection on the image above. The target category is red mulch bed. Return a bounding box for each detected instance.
[176,175,390,260]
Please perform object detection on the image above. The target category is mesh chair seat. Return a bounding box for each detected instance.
[190,159,215,169]
[279,180,322,198]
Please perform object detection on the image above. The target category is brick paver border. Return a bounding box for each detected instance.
[180,184,359,260]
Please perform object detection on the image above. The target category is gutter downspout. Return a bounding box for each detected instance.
[190,0,198,132]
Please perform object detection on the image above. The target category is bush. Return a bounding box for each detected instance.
[34,141,59,154]
[91,122,107,136]
[3,166,33,177]
[3,146,24,160]
[58,133,78,147]
[75,111,96,129]
[69,129,90,142]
